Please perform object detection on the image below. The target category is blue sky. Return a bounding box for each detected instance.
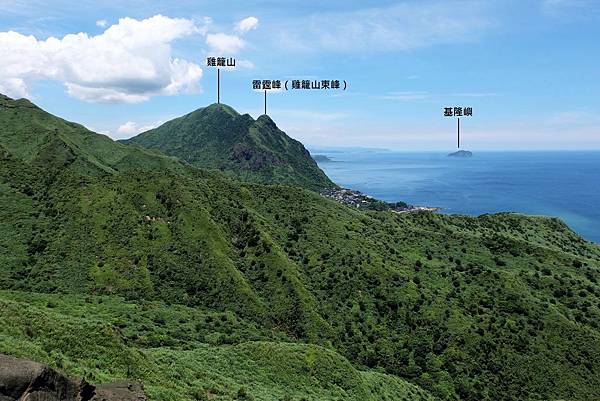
[0,0,599,150]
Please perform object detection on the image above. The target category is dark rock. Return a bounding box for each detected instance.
[230,143,283,171]
[0,354,145,401]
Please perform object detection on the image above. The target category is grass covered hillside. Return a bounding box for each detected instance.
[0,94,188,177]
[122,103,335,191]
[1,94,600,400]
[0,290,433,401]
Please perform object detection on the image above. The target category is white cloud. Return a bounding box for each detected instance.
[116,121,138,136]
[206,32,245,55]
[235,16,258,33]
[0,15,204,102]
[115,120,163,139]
[204,16,259,58]
[96,19,108,28]
[0,77,29,98]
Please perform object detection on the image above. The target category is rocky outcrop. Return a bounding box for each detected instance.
[0,354,145,401]
[229,143,283,171]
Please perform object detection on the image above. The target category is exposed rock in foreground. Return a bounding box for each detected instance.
[0,354,145,401]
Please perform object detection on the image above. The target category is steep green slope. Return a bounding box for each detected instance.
[122,103,335,190]
[2,94,600,400]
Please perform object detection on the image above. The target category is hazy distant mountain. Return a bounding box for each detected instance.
[312,154,333,162]
[122,104,335,190]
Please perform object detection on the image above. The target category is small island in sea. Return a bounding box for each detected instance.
[448,150,473,158]
[313,154,333,162]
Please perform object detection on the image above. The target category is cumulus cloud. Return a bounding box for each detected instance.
[0,15,204,102]
[206,32,245,55]
[115,120,163,139]
[116,121,139,136]
[0,78,29,99]
[204,16,259,56]
[206,15,260,55]
[96,19,108,28]
[235,16,258,33]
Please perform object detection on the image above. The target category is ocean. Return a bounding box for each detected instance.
[314,150,600,243]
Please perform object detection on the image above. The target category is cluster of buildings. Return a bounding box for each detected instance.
[321,188,375,208]
[321,188,439,213]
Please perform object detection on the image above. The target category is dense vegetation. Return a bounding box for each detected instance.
[0,290,432,401]
[122,104,335,191]
[1,93,600,400]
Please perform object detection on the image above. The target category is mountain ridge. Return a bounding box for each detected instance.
[0,93,192,178]
[122,103,335,191]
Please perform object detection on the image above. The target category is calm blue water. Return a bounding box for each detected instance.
[315,151,600,243]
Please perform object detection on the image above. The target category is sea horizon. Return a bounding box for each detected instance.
[314,149,600,243]
[310,147,600,154]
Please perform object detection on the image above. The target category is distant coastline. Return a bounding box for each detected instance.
[312,154,333,162]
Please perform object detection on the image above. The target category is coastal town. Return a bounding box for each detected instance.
[321,188,439,213]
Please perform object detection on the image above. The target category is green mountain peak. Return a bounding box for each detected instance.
[123,103,335,190]
[256,114,275,123]
[199,102,240,116]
